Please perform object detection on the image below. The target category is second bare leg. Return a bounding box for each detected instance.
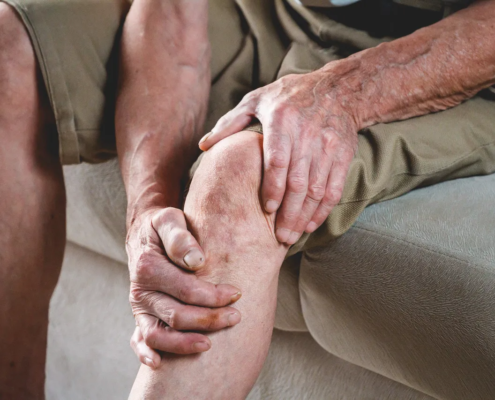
[0,4,66,398]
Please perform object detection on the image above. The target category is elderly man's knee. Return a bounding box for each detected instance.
[186,131,279,273]
[192,131,264,205]
[186,130,271,242]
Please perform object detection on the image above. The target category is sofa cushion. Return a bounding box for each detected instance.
[49,243,431,399]
[299,174,495,399]
[64,159,128,264]
[63,163,495,399]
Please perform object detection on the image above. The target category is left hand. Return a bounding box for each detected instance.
[199,65,360,245]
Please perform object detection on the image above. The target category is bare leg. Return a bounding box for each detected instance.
[129,131,288,399]
[0,4,66,398]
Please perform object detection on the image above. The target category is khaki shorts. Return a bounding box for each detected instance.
[4,0,495,252]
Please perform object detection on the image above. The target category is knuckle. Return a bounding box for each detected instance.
[268,180,285,194]
[178,284,196,304]
[133,252,155,282]
[272,104,296,121]
[143,329,158,349]
[287,174,308,194]
[152,207,177,226]
[162,308,177,329]
[129,286,151,307]
[242,91,258,104]
[266,150,289,170]
[278,74,296,87]
[326,188,342,205]
[307,184,325,201]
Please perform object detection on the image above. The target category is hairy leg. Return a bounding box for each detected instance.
[0,4,66,398]
[129,131,288,399]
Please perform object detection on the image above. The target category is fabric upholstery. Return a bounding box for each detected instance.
[300,175,495,399]
[63,164,495,399]
[48,243,431,399]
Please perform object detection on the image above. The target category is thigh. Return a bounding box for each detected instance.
[2,0,130,164]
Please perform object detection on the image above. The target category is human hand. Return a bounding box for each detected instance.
[199,65,360,245]
[126,207,242,368]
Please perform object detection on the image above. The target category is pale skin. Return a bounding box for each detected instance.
[1,0,495,399]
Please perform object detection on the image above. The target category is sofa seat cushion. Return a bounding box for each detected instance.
[63,162,495,400]
[299,174,495,399]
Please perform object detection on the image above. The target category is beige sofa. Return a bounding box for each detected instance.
[46,159,495,399]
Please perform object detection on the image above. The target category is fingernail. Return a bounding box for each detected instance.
[230,292,242,304]
[306,221,318,233]
[144,357,155,368]
[184,249,204,269]
[199,132,211,145]
[193,341,211,352]
[276,228,291,243]
[287,231,301,245]
[265,200,279,214]
[227,312,241,327]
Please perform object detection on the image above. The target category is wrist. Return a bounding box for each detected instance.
[317,44,419,130]
[126,178,183,229]
[314,58,371,132]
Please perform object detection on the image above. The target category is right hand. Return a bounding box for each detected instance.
[126,207,242,367]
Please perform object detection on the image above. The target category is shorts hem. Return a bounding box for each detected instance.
[2,0,81,165]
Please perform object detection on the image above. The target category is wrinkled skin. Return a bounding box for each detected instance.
[200,67,360,245]
[126,208,242,364]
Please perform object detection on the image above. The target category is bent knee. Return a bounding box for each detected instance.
[187,131,266,218]
[186,131,280,258]
[200,131,264,187]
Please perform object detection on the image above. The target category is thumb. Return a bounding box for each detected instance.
[199,101,257,151]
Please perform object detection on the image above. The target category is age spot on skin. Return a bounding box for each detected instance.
[196,312,221,330]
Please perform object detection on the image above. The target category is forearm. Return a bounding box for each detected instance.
[320,0,495,128]
[116,0,210,224]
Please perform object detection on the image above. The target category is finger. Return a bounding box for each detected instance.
[136,314,212,355]
[199,94,257,151]
[275,153,311,243]
[131,254,242,307]
[130,326,161,369]
[151,208,205,271]
[306,160,349,233]
[286,156,331,245]
[261,124,292,214]
[137,290,242,331]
